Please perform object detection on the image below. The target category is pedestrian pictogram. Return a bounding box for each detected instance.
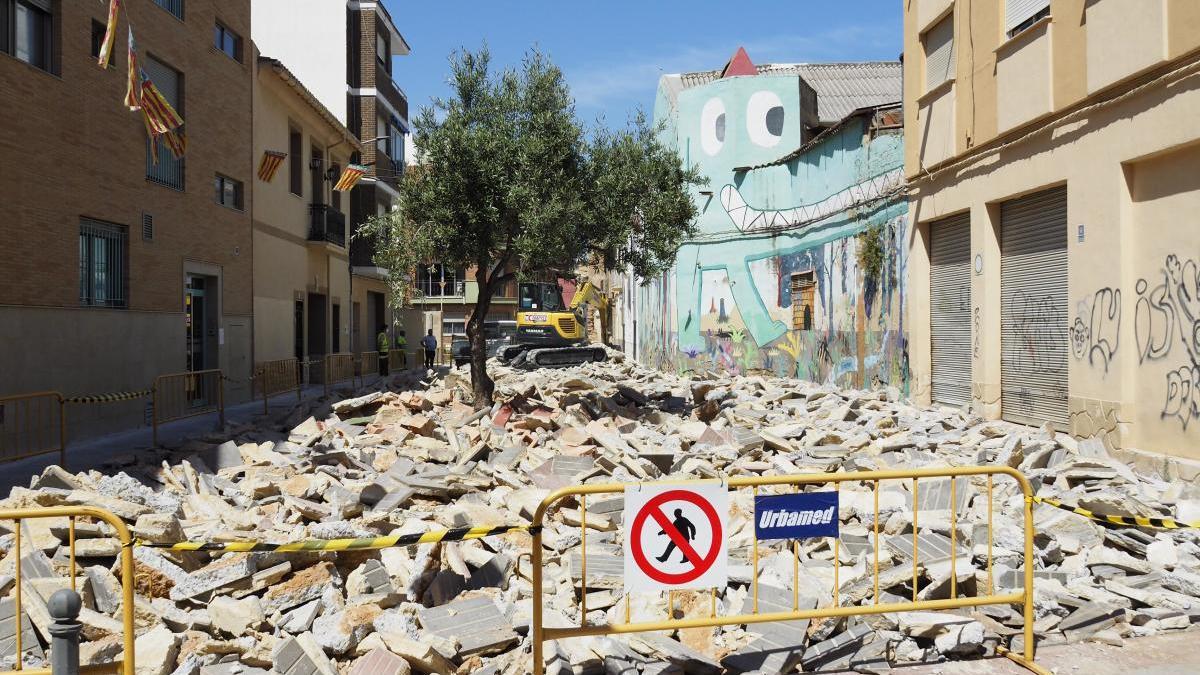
[623,483,728,593]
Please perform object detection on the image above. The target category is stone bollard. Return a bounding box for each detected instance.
[47,589,82,675]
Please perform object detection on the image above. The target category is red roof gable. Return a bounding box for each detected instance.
[721,47,757,78]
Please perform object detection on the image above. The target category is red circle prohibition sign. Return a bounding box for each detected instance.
[630,489,723,585]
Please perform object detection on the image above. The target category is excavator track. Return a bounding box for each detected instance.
[523,346,607,368]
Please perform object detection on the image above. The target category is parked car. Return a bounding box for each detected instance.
[452,321,517,366]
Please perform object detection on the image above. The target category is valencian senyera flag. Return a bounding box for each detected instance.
[163,128,186,160]
[142,108,160,166]
[124,27,141,110]
[139,69,183,135]
[258,151,288,181]
[97,0,120,68]
[333,164,367,192]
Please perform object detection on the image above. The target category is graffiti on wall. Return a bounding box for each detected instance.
[1070,287,1121,374]
[1134,255,1200,429]
[1009,292,1067,376]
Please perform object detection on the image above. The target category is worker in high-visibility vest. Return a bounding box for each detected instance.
[395,328,408,369]
[376,324,389,376]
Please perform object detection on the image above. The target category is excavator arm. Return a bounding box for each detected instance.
[568,281,611,343]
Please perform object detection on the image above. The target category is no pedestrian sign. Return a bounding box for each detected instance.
[623,483,728,593]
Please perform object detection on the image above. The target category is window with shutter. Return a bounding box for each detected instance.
[144,55,184,189]
[923,13,955,92]
[1006,0,1051,37]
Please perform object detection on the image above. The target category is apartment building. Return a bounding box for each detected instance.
[903,0,1200,458]
[0,0,254,436]
[252,56,360,366]
[251,0,410,354]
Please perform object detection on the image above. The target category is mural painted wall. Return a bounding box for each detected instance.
[638,61,909,391]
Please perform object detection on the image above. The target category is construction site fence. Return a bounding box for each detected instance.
[1,351,408,470]
[530,466,1044,675]
[0,392,66,467]
[0,505,135,675]
[151,369,224,447]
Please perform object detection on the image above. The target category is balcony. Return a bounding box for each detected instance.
[375,72,409,125]
[308,204,346,247]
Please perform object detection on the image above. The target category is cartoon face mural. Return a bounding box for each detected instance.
[641,50,909,391]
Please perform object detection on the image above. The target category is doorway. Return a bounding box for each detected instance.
[307,293,328,357]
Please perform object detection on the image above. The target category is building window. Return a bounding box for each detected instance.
[1006,1,1050,38]
[90,19,105,59]
[442,319,465,338]
[289,127,303,196]
[152,0,183,21]
[416,264,464,297]
[79,219,128,308]
[213,21,241,61]
[2,0,53,73]
[376,30,391,74]
[923,13,955,92]
[144,55,184,188]
[389,116,404,166]
[214,174,243,209]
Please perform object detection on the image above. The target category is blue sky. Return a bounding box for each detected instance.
[383,0,903,128]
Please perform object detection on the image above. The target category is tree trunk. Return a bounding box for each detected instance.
[468,266,495,407]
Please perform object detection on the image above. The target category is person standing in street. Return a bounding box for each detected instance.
[376,324,390,376]
[421,329,438,369]
[395,328,408,369]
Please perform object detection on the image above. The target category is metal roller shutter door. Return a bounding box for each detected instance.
[930,213,972,408]
[1000,186,1068,427]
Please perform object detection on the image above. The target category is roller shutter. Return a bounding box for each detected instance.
[924,14,955,90]
[1000,186,1068,428]
[1006,0,1050,34]
[929,213,972,408]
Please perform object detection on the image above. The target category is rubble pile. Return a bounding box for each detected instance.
[2,355,1200,675]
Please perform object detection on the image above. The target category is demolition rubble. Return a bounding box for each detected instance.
[2,354,1200,675]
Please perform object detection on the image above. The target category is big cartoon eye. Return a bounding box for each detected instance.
[746,91,784,147]
[700,98,726,156]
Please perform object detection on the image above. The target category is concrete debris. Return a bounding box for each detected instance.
[2,354,1198,673]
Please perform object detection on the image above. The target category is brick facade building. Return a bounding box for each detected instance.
[0,0,255,436]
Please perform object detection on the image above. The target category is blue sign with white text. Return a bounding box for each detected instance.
[755,492,839,540]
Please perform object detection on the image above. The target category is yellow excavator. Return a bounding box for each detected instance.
[499,280,611,367]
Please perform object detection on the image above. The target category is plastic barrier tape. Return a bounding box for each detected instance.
[1033,495,1199,529]
[138,524,541,552]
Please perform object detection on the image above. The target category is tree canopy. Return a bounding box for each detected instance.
[360,46,705,404]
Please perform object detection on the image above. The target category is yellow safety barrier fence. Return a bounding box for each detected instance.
[151,370,224,447]
[0,392,65,467]
[137,523,538,553]
[531,466,1046,675]
[254,359,302,414]
[324,353,356,397]
[356,352,379,388]
[1,506,135,675]
[387,348,409,372]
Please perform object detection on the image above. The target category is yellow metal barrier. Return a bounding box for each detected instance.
[0,506,135,675]
[530,466,1044,675]
[356,352,379,387]
[324,353,356,396]
[387,348,409,372]
[151,370,224,446]
[255,359,301,414]
[0,392,65,467]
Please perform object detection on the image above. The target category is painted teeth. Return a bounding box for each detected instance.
[720,169,905,234]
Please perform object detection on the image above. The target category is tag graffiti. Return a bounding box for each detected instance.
[1134,255,1200,429]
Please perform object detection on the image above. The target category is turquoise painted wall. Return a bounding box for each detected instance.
[639,72,909,391]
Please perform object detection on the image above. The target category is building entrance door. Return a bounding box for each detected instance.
[185,275,217,407]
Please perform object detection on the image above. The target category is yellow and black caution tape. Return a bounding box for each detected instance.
[65,390,151,404]
[137,523,541,553]
[1032,495,1199,529]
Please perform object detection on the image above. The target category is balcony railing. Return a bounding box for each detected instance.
[308,204,346,247]
[375,72,409,123]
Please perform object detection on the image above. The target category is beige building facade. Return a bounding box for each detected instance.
[904,0,1200,459]
[252,58,359,367]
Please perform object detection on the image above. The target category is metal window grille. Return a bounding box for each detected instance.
[152,0,183,20]
[144,56,184,189]
[142,213,154,240]
[79,219,128,308]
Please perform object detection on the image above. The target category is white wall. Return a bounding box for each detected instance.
[251,0,348,123]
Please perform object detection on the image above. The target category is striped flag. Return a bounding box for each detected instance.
[333,164,367,192]
[163,128,186,159]
[124,27,141,110]
[257,151,288,181]
[97,0,120,68]
[142,108,160,166]
[139,69,183,134]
